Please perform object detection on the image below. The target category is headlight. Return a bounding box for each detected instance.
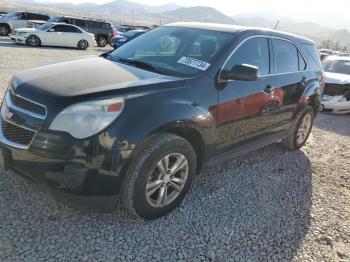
[49,98,124,139]
[118,38,127,42]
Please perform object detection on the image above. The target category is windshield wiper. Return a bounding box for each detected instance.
[117,58,163,74]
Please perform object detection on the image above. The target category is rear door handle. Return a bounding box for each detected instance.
[264,85,274,93]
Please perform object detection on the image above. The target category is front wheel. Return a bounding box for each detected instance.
[121,133,197,219]
[26,35,41,47]
[77,40,89,50]
[282,105,315,150]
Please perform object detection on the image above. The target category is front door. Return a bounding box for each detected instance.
[216,37,281,153]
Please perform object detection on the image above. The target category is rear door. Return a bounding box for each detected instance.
[217,36,280,152]
[271,38,308,126]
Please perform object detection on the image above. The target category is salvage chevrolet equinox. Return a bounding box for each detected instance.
[0,23,324,219]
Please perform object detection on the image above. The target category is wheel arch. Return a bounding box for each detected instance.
[297,81,322,117]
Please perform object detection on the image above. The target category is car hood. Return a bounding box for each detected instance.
[325,72,350,84]
[14,28,38,33]
[12,56,185,107]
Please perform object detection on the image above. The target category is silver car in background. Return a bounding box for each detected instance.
[0,11,52,36]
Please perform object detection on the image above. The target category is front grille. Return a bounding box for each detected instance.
[9,90,47,118]
[2,120,36,146]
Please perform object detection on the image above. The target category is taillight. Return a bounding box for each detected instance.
[111,31,115,38]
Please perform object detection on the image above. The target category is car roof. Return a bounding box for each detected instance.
[165,22,314,44]
[325,55,350,61]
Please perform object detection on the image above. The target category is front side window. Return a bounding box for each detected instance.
[272,39,299,73]
[107,26,234,77]
[223,37,270,75]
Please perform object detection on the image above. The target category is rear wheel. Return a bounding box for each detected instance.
[121,133,197,219]
[97,35,107,47]
[26,35,41,47]
[77,40,89,50]
[282,105,314,150]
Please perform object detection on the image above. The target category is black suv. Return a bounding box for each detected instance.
[49,16,113,47]
[0,23,324,219]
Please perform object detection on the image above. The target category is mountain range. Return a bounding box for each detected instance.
[2,0,350,48]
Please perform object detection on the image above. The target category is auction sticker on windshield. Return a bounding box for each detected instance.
[177,57,211,71]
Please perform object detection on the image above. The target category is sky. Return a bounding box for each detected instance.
[38,0,350,20]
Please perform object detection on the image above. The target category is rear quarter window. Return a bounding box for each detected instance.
[303,43,323,69]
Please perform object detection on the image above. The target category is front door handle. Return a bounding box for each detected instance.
[264,85,274,93]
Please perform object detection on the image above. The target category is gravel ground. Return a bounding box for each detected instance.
[0,36,350,262]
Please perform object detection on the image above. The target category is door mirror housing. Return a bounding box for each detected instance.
[221,64,259,82]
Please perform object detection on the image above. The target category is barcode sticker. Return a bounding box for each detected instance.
[177,57,211,71]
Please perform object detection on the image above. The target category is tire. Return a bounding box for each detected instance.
[0,24,10,36]
[26,35,41,47]
[282,105,315,150]
[77,40,89,50]
[121,133,197,219]
[97,35,107,47]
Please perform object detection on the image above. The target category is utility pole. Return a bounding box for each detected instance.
[159,16,162,26]
[131,10,134,26]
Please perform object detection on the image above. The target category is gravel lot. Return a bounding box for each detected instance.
[0,36,350,262]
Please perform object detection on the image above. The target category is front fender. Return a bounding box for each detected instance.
[115,97,216,150]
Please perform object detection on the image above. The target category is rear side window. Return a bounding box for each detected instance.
[74,19,87,28]
[53,25,81,33]
[26,13,48,21]
[272,39,299,73]
[303,43,323,68]
[224,37,270,75]
[89,21,111,29]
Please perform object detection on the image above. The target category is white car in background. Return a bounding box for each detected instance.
[10,22,96,50]
[322,56,350,114]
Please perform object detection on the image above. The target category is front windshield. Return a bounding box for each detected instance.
[323,59,350,75]
[37,23,53,31]
[107,26,234,77]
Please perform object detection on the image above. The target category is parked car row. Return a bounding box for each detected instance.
[319,48,349,61]
[111,29,147,49]
[0,11,114,47]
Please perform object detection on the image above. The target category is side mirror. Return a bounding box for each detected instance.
[48,28,55,32]
[221,64,259,81]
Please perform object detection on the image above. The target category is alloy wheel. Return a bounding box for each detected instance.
[296,113,312,144]
[0,26,9,36]
[27,36,39,47]
[146,153,189,208]
[98,37,107,47]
